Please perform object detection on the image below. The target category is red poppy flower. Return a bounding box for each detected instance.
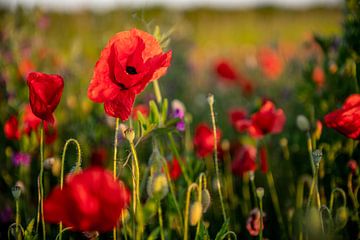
[131,104,149,120]
[44,167,130,232]
[324,94,360,139]
[194,123,221,158]
[4,115,20,140]
[167,158,182,181]
[259,146,268,173]
[27,72,64,124]
[215,60,238,82]
[231,145,257,176]
[312,66,325,87]
[229,108,251,133]
[258,48,283,80]
[348,160,358,174]
[246,208,265,236]
[88,28,172,120]
[214,59,254,94]
[248,100,286,138]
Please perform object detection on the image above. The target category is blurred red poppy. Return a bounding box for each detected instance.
[229,108,251,133]
[246,208,265,236]
[88,28,172,120]
[258,48,283,80]
[4,115,20,140]
[259,146,268,173]
[131,104,149,120]
[194,123,221,158]
[44,167,130,232]
[214,59,254,94]
[167,158,182,181]
[214,60,238,82]
[27,72,64,124]
[18,58,35,78]
[324,94,360,139]
[231,145,257,176]
[248,100,286,138]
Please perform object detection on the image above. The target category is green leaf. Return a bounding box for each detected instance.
[149,100,160,125]
[161,98,168,125]
[196,221,210,240]
[214,219,230,240]
[147,227,160,240]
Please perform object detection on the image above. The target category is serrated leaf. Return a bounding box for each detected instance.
[215,219,230,240]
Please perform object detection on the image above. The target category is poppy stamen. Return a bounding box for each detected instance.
[126,66,137,75]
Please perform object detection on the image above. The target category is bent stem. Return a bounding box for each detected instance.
[208,94,227,222]
[113,118,120,240]
[329,188,347,212]
[39,121,46,240]
[59,138,82,240]
[184,183,199,240]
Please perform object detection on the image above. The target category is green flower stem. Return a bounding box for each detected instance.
[208,95,227,222]
[296,175,312,240]
[59,138,82,240]
[306,131,316,175]
[242,174,251,215]
[184,183,198,240]
[168,132,192,185]
[266,170,286,238]
[113,118,120,240]
[153,80,162,104]
[259,197,263,240]
[250,174,259,208]
[162,157,184,231]
[15,199,20,240]
[122,211,128,240]
[158,202,165,240]
[307,165,320,210]
[348,173,359,209]
[39,121,46,240]
[128,139,143,240]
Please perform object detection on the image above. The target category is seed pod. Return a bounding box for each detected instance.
[296,115,310,131]
[190,201,203,226]
[334,206,348,230]
[201,189,211,213]
[11,185,21,200]
[124,128,135,143]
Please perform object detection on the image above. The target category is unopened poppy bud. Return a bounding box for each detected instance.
[190,201,203,226]
[147,174,168,200]
[11,185,21,200]
[207,93,214,106]
[347,160,358,174]
[334,206,348,228]
[83,231,99,239]
[201,189,211,213]
[256,187,264,199]
[279,138,288,147]
[221,139,230,152]
[51,158,61,176]
[124,128,135,143]
[312,149,322,167]
[296,115,310,131]
[148,148,162,171]
[15,181,25,194]
[249,171,255,181]
[305,207,321,234]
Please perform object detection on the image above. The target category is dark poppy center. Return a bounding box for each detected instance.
[126,66,137,75]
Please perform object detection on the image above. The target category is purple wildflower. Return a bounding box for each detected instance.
[12,152,31,167]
